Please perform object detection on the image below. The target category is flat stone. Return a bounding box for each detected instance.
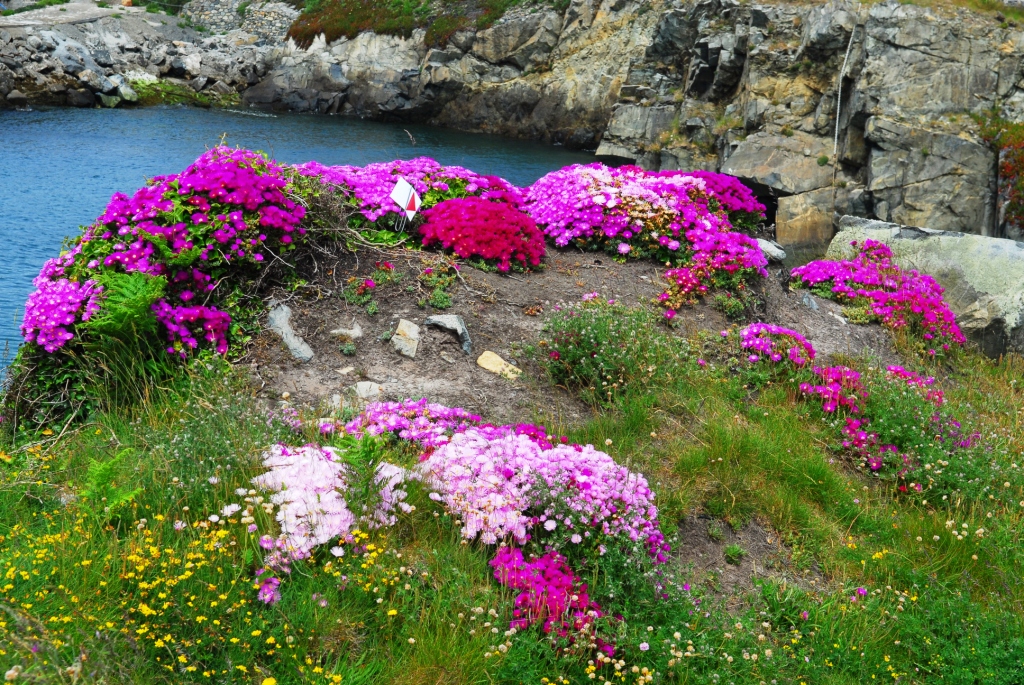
[721,131,833,196]
[477,351,521,380]
[353,381,383,400]
[208,79,235,95]
[97,93,121,108]
[800,291,819,311]
[330,319,363,340]
[424,314,472,354]
[391,319,420,358]
[267,304,314,362]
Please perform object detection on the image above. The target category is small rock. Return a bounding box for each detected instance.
[5,89,27,106]
[800,292,819,311]
[267,304,314,362]
[190,75,209,92]
[424,314,472,354]
[353,381,383,400]
[208,79,235,95]
[327,393,342,411]
[77,69,115,94]
[330,319,363,340]
[109,74,138,102]
[440,352,456,364]
[337,366,355,375]
[477,351,522,380]
[756,238,787,263]
[97,93,121,108]
[391,319,420,358]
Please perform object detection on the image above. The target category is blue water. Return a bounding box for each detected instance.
[0,106,593,367]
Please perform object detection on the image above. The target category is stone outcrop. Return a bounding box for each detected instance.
[236,0,1023,245]
[828,215,1024,357]
[0,8,282,108]
[243,0,664,148]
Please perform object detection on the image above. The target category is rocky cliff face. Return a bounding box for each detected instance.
[245,0,1024,245]
[0,9,282,109]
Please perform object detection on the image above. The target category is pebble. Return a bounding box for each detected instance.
[267,303,314,362]
[477,351,521,379]
[392,319,420,358]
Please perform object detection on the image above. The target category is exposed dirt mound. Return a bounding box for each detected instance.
[673,515,825,608]
[250,250,897,425]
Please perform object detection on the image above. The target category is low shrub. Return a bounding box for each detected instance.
[541,296,689,405]
[418,197,545,272]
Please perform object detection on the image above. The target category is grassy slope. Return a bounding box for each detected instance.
[2,317,1023,683]
[287,0,566,49]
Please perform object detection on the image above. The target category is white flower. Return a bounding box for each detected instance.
[639,642,649,651]
[544,519,557,531]
[208,514,220,523]
[221,503,242,517]
[330,546,345,557]
[571,534,582,544]
[208,476,220,485]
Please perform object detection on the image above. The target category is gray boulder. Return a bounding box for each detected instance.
[471,11,561,70]
[829,216,1024,357]
[66,88,95,107]
[5,89,27,106]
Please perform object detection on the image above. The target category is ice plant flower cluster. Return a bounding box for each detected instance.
[525,163,729,252]
[21,276,103,353]
[651,169,767,233]
[790,240,965,353]
[419,426,666,557]
[886,364,944,407]
[22,146,306,356]
[151,300,232,357]
[418,196,546,271]
[491,547,602,634]
[660,229,767,308]
[800,366,863,413]
[739,323,815,366]
[342,398,482,448]
[295,157,522,222]
[250,443,355,557]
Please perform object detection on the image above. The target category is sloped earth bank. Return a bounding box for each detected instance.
[252,248,896,424]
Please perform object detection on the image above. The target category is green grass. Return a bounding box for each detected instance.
[286,0,565,49]
[0,0,68,16]
[3,298,1024,682]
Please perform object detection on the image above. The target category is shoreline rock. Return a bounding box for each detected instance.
[829,215,1024,358]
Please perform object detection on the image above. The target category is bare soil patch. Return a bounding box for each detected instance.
[672,515,825,610]
[249,249,898,426]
